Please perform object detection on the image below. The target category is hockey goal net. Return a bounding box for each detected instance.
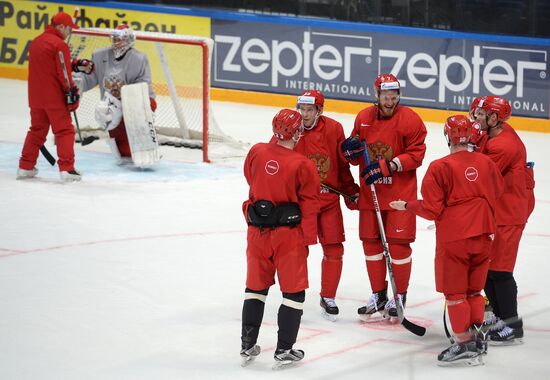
[70,28,245,162]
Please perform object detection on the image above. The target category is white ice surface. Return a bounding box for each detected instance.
[0,78,549,379]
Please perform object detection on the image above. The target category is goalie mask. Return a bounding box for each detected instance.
[273,109,303,143]
[444,115,473,146]
[296,90,324,130]
[111,25,136,59]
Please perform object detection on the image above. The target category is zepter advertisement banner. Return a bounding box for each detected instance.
[0,0,210,79]
[212,21,550,119]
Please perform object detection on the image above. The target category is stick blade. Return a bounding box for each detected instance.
[39,146,56,166]
[81,136,99,146]
[402,317,426,336]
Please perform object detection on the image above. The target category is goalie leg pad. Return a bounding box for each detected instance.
[121,82,160,168]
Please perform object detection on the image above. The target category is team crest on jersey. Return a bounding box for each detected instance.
[308,153,330,181]
[465,166,479,181]
[368,142,393,185]
[104,77,126,99]
[265,160,279,175]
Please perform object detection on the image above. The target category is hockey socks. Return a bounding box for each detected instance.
[277,291,305,350]
[362,242,412,293]
[446,297,471,338]
[485,271,522,329]
[241,288,268,349]
[388,243,412,293]
[320,243,344,298]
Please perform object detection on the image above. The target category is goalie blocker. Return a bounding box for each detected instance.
[120,83,160,168]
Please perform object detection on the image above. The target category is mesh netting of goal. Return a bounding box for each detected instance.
[70,28,246,162]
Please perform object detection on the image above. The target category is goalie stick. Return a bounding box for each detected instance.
[58,51,96,146]
[320,183,358,202]
[361,140,426,337]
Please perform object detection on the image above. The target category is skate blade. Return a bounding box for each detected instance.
[437,355,484,367]
[359,311,389,323]
[241,356,257,367]
[272,360,301,370]
[321,310,338,322]
[488,338,524,346]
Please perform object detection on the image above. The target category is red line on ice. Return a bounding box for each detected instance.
[0,229,245,258]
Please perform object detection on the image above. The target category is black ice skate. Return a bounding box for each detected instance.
[488,325,524,346]
[469,324,489,355]
[240,344,261,367]
[437,340,484,367]
[320,297,339,322]
[384,292,407,319]
[272,348,304,370]
[358,289,389,322]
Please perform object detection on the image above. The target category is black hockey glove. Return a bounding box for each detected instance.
[341,136,364,161]
[72,58,95,74]
[66,86,80,112]
[361,159,393,185]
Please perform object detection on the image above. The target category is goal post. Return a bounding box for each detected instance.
[70,28,241,162]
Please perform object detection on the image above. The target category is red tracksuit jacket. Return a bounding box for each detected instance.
[28,26,74,109]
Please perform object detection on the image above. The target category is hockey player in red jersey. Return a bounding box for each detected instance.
[473,96,535,345]
[341,74,427,320]
[18,12,93,182]
[390,115,504,366]
[293,90,359,320]
[240,109,320,368]
[468,97,487,152]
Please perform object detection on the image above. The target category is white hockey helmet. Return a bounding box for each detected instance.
[111,25,136,59]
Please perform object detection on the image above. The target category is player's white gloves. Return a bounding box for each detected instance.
[94,92,122,131]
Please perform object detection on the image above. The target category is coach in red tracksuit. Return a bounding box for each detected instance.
[18,12,83,180]
[390,115,504,365]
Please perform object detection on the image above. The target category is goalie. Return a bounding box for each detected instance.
[74,25,159,167]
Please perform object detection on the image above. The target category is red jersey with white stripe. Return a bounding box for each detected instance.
[407,151,504,243]
[243,142,320,244]
[293,115,359,207]
[481,124,530,226]
[351,105,427,210]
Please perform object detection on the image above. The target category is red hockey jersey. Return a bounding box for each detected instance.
[27,26,74,109]
[482,124,531,226]
[407,151,504,243]
[351,105,427,210]
[293,115,359,207]
[243,142,320,244]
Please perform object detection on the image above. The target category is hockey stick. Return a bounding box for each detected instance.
[320,183,358,202]
[40,145,56,166]
[443,300,453,342]
[58,51,96,146]
[361,140,426,336]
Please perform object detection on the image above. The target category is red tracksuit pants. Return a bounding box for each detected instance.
[19,108,75,172]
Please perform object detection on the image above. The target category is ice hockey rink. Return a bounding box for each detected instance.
[0,77,548,379]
